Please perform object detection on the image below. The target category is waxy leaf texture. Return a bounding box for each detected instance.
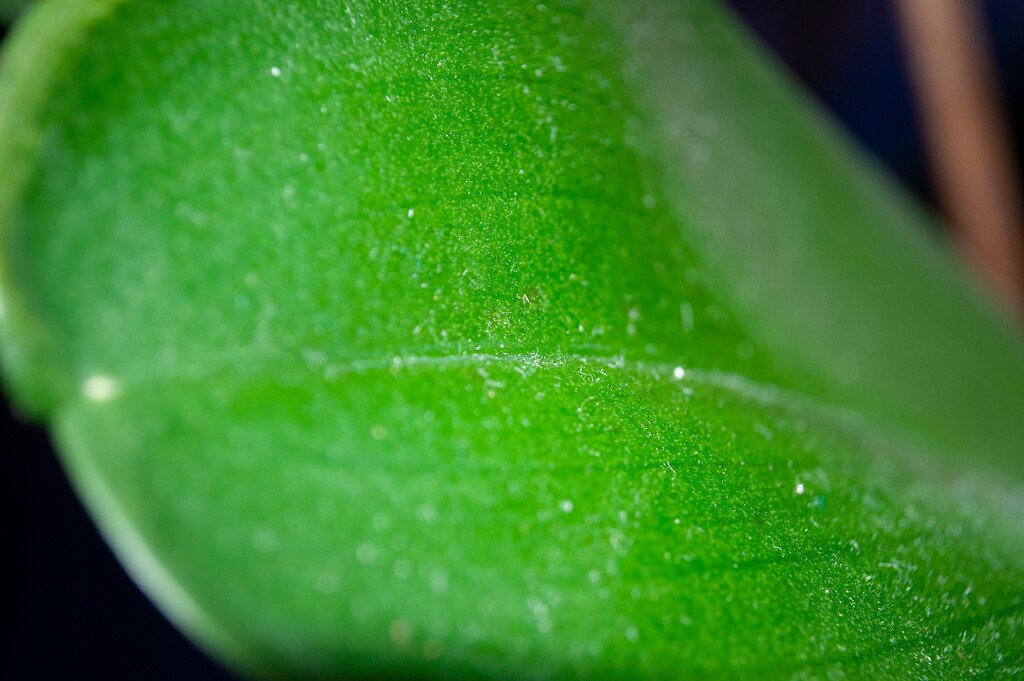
[1,0,1023,678]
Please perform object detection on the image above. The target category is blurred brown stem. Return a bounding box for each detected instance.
[896,0,1024,315]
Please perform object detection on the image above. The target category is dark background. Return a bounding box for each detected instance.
[3,1,1023,679]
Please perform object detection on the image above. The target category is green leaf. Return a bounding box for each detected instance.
[2,0,1023,678]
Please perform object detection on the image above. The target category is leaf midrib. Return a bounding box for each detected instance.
[66,348,947,465]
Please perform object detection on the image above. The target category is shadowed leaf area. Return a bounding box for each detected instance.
[0,0,1022,678]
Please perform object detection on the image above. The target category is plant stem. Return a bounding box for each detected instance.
[896,0,1024,315]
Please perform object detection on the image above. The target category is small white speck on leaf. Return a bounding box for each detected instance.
[393,559,413,579]
[429,568,449,593]
[270,66,282,77]
[83,375,119,402]
[356,543,378,564]
[315,571,339,594]
[251,527,279,553]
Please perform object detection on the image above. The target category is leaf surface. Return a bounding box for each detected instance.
[1,0,1023,678]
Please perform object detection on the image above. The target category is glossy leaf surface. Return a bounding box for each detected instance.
[1,0,1023,678]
